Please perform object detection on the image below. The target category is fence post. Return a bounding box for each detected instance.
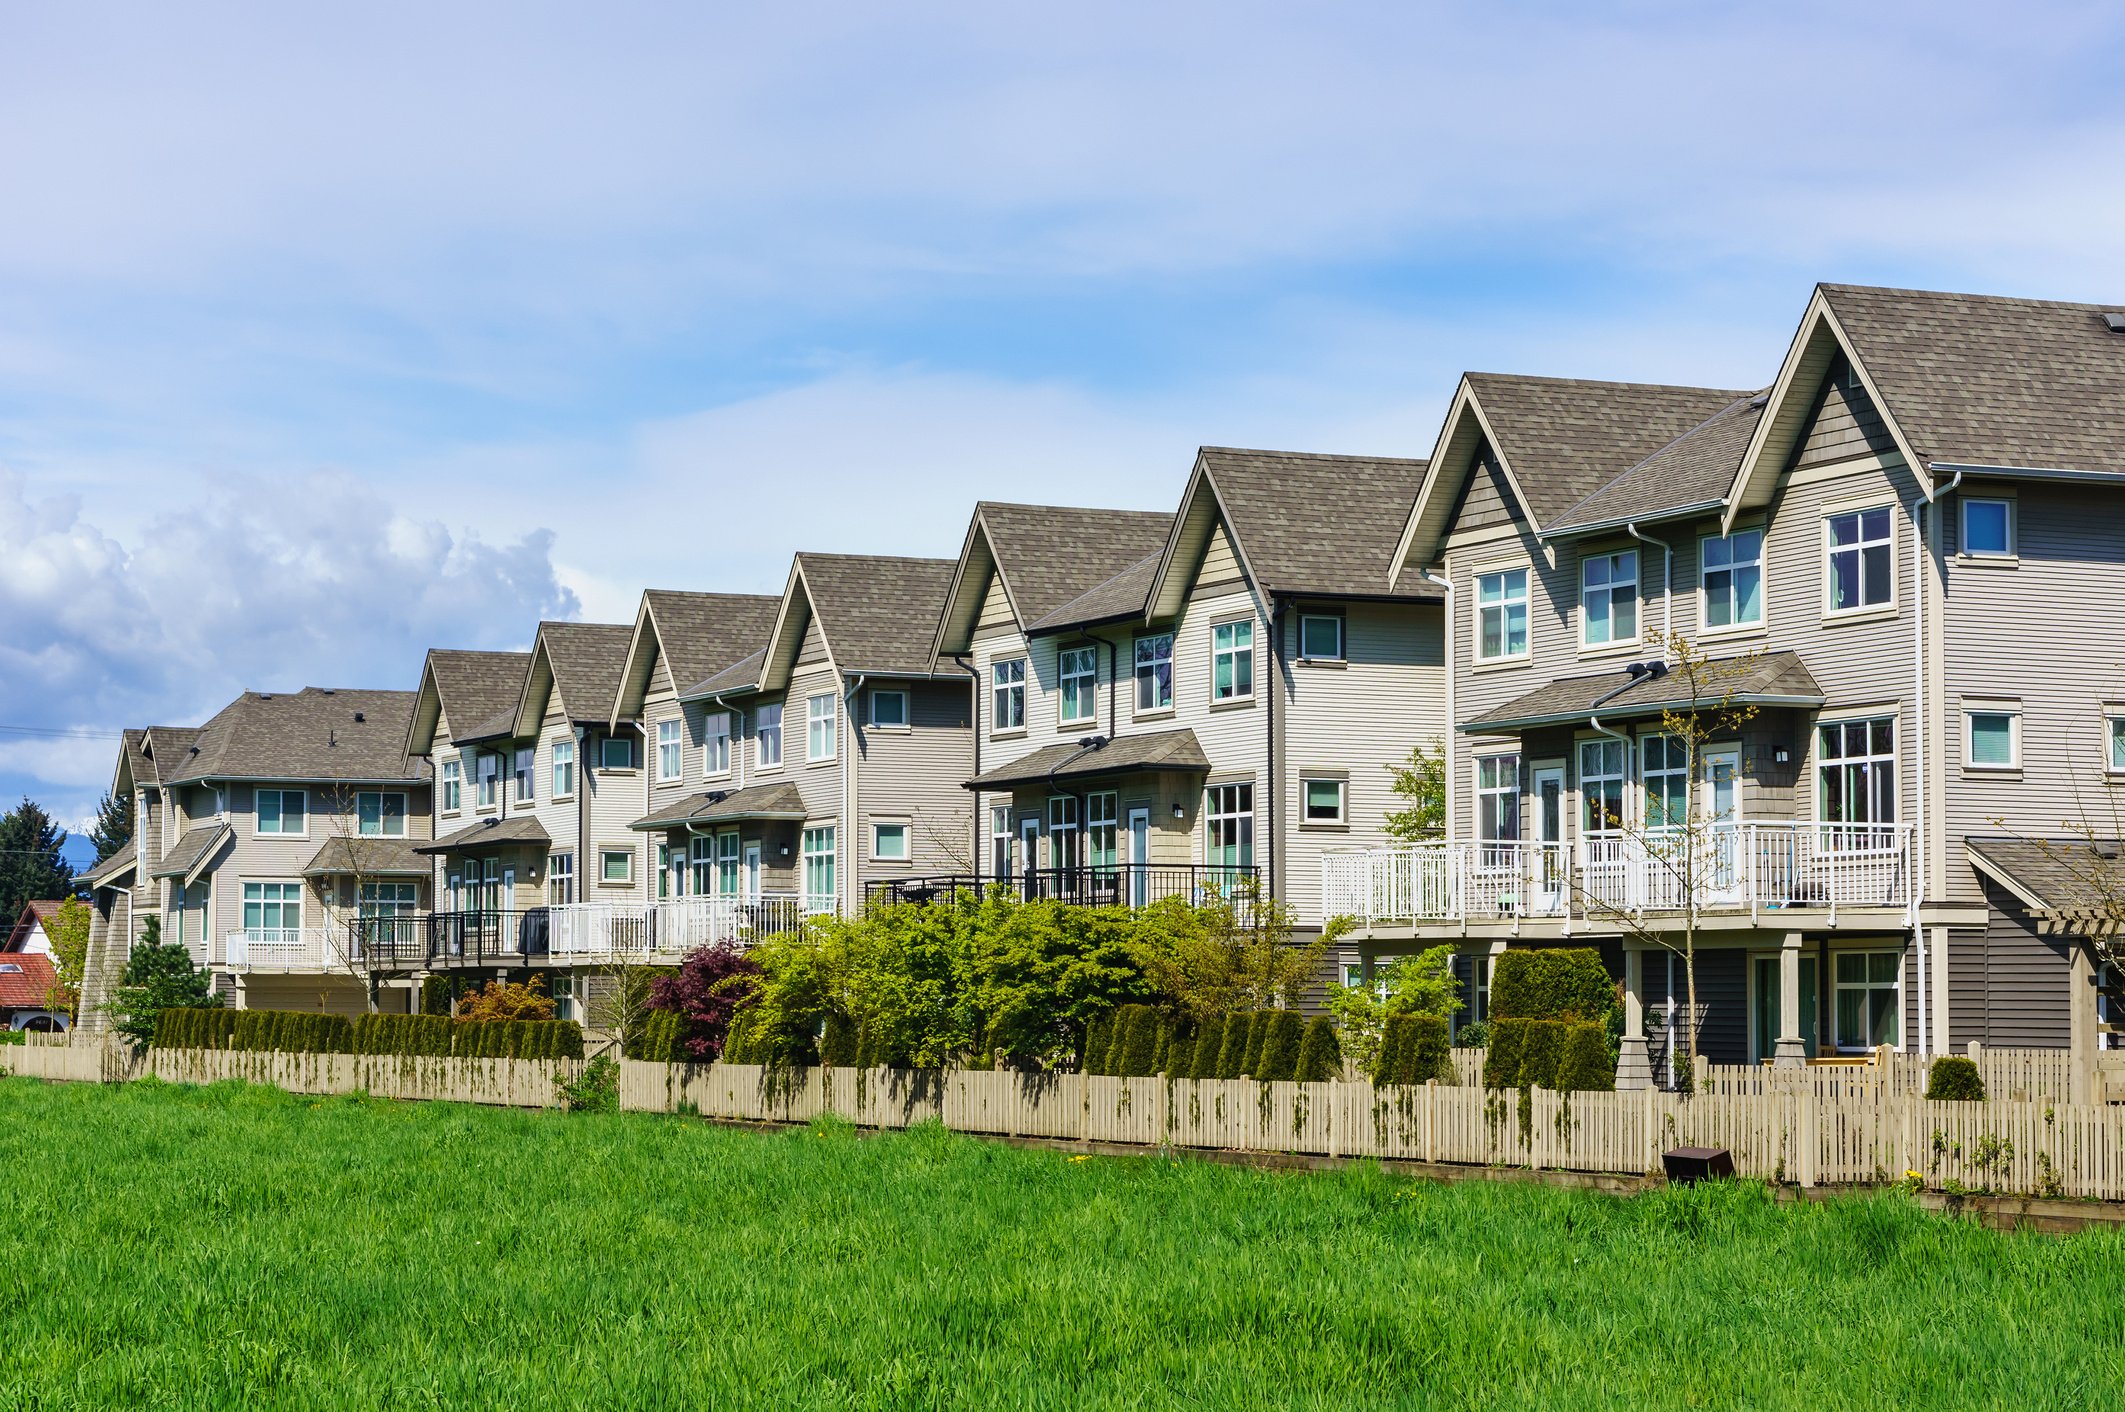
[1423,1079,1436,1164]
[1799,1089,1818,1188]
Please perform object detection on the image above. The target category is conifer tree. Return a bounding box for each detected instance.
[88,790,134,865]
[0,797,74,927]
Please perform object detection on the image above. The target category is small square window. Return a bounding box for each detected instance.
[1966,710,2019,769]
[600,850,634,884]
[870,690,909,729]
[1961,498,2013,558]
[1299,614,1344,661]
[873,822,910,861]
[1302,779,1346,823]
[600,737,633,771]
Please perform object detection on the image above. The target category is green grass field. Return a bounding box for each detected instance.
[3,1077,2122,1410]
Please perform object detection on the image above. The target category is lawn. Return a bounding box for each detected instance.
[2,1078,2122,1410]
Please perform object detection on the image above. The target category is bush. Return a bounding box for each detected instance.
[1164,1032,1195,1078]
[1926,1055,1987,1101]
[1238,1012,1270,1078]
[1294,1017,1342,1082]
[1374,1015,1450,1086]
[1215,1014,1249,1079]
[1191,1017,1225,1079]
[1081,1012,1113,1075]
[1454,1020,1490,1049]
[1557,1023,1615,1092]
[1485,1017,1613,1092]
[558,1054,620,1113]
[647,943,764,1061]
[1490,949,1615,1022]
[111,944,222,1046]
[1256,1010,1303,1082]
[819,1013,858,1067]
[1483,1017,1526,1089]
[1114,1005,1162,1077]
[454,978,555,1023]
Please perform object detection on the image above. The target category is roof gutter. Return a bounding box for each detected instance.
[1585,661,1664,763]
[1458,694,1826,735]
[1924,460,2125,485]
[1540,500,1726,543]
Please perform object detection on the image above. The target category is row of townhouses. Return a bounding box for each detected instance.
[72,283,2125,1093]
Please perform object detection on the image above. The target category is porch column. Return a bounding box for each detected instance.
[1774,931,1807,1067]
[1616,946,1652,1090]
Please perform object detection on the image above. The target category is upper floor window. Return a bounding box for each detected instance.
[703,712,731,774]
[757,704,783,768]
[1302,778,1346,824]
[1476,568,1529,662]
[1299,613,1344,662]
[440,759,461,814]
[1641,735,1688,830]
[601,849,634,885]
[806,693,837,762]
[551,740,576,798]
[992,659,1026,732]
[1205,782,1254,872]
[1048,794,1079,871]
[1819,717,1895,828]
[476,753,500,807]
[356,791,406,838]
[1826,506,1894,613]
[1581,550,1638,648]
[255,788,307,836]
[1701,529,1763,629]
[1058,647,1097,725]
[599,736,633,771]
[801,826,836,906]
[514,748,535,802]
[1476,755,1518,841]
[2109,713,2125,774]
[1965,706,2020,771]
[872,820,910,862]
[548,851,575,905]
[869,689,909,730]
[656,720,682,782]
[1961,497,2014,559]
[1211,621,1255,701]
[1579,739,1627,834]
[1135,634,1174,712]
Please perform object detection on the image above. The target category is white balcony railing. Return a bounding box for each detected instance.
[222,927,352,972]
[541,893,831,962]
[1322,824,1913,927]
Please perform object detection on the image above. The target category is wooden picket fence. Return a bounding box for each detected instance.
[10,1041,2123,1200]
[1698,1045,2077,1104]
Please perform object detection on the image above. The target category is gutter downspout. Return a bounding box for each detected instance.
[1045,735,1107,896]
[1416,570,1453,834]
[1267,596,1284,908]
[1626,523,1673,655]
[1588,664,1663,917]
[842,673,866,915]
[1908,465,1959,1059]
[951,654,982,882]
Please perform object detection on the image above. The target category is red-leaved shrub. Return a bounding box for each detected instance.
[648,943,764,1060]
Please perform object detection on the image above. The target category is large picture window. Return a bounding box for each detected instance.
[1059,647,1097,725]
[255,788,307,836]
[1477,568,1529,661]
[1135,634,1174,712]
[1701,530,1763,629]
[1476,755,1518,841]
[242,881,302,937]
[1818,717,1896,834]
[1205,782,1254,873]
[1580,550,1638,647]
[1826,506,1894,613]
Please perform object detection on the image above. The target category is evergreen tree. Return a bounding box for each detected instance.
[109,941,221,1045]
[0,797,74,927]
[89,790,133,865]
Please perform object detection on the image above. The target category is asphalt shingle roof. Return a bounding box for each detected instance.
[301,838,432,878]
[166,689,422,784]
[629,781,808,831]
[427,650,531,742]
[539,622,634,723]
[1966,838,2125,917]
[966,728,1211,791]
[643,591,782,695]
[418,815,552,854]
[1461,651,1823,733]
[798,554,957,675]
[1825,284,2125,474]
[1547,394,1770,533]
[150,822,232,880]
[77,845,137,890]
[1026,551,1164,633]
[1197,447,1436,599]
[976,504,1177,627]
[686,647,768,700]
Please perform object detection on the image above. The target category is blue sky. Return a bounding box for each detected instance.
[4,1,2125,862]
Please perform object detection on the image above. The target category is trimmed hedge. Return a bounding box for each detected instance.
[1373,1014,1452,1086]
[1294,1017,1342,1082]
[1483,1017,1613,1092]
[819,1013,859,1067]
[629,1010,682,1063]
[1165,1032,1195,1078]
[1082,1012,1114,1075]
[1926,1055,1987,1101]
[1192,1017,1226,1079]
[1256,1010,1304,1082]
[153,1008,583,1060]
[1115,1005,1162,1077]
[1490,948,1616,1022]
[1215,1015,1249,1079]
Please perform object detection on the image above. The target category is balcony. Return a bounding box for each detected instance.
[1322,824,1914,929]
[221,927,354,972]
[350,895,834,969]
[867,864,1260,921]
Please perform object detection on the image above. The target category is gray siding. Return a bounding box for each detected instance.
[1947,880,2073,1048]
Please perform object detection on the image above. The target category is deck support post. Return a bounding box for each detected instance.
[1617,946,1653,1090]
[1775,932,1808,1067]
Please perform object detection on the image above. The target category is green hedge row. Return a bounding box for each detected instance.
[1078,1008,1340,1082]
[1490,948,1616,1022]
[153,1008,584,1060]
[1482,1017,1614,1092]
[1372,1014,1452,1086]
[629,1009,683,1063]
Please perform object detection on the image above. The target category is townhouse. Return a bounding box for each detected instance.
[925,450,1443,968]
[1329,284,2125,1095]
[76,688,432,1026]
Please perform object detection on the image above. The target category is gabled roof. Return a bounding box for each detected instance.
[1727,283,2125,525]
[612,590,781,723]
[417,815,552,854]
[78,844,136,891]
[965,727,1211,791]
[407,649,531,756]
[1394,375,1751,579]
[628,781,808,831]
[164,690,421,785]
[1147,447,1436,619]
[1460,651,1822,734]
[1026,552,1165,634]
[0,952,57,1010]
[150,821,232,883]
[1966,838,2125,931]
[760,553,957,691]
[123,725,198,795]
[1545,393,1769,536]
[684,647,769,702]
[5,901,65,950]
[934,503,1176,655]
[512,621,633,735]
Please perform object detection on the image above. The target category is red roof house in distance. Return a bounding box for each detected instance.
[0,952,66,1032]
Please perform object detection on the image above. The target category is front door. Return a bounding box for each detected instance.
[1531,764,1565,912]
[1127,807,1151,908]
[1021,817,1041,895]
[742,842,762,902]
[1752,954,1819,1062]
[1703,747,1743,902]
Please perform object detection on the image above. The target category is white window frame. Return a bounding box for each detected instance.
[355,790,407,839]
[1204,782,1255,871]
[702,712,731,776]
[1699,528,1764,632]
[1086,790,1118,870]
[1134,633,1174,713]
[1824,504,1897,616]
[2107,710,2125,776]
[1816,714,1897,834]
[1048,794,1080,872]
[868,689,910,731]
[599,849,634,886]
[689,835,714,896]
[254,788,308,837]
[1211,619,1255,702]
[241,880,304,936]
[1640,734,1688,831]
[1963,703,2021,772]
[715,831,740,896]
[756,704,783,769]
[551,740,576,799]
[1298,613,1345,662]
[1959,496,2015,560]
[1475,567,1530,663]
[871,819,911,862]
[992,658,1026,733]
[440,759,461,815]
[1579,549,1639,649]
[806,693,837,762]
[1300,777,1346,825]
[548,851,575,905]
[802,825,837,907]
[989,805,1013,880]
[655,719,682,782]
[514,747,536,805]
[1832,949,1902,1052]
[1058,646,1097,726]
[1578,738,1629,835]
[599,735,634,771]
[1475,754,1519,841]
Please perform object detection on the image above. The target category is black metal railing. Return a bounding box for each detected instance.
[350,910,540,969]
[867,864,1260,918]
